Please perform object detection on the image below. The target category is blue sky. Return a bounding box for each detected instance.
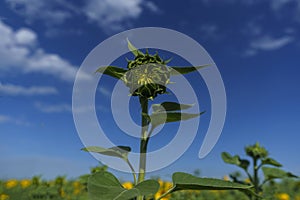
[0,0,300,181]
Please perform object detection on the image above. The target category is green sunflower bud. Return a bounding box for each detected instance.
[245,142,268,159]
[122,52,170,100]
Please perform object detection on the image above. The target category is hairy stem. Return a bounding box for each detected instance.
[253,157,259,200]
[137,97,149,200]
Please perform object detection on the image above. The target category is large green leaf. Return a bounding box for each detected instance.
[95,66,127,79]
[88,172,159,200]
[169,64,210,75]
[171,172,252,192]
[88,172,124,200]
[114,189,139,200]
[134,180,160,197]
[262,167,298,180]
[152,102,194,113]
[261,157,282,167]
[82,146,131,160]
[127,38,144,57]
[149,112,204,130]
[115,180,159,200]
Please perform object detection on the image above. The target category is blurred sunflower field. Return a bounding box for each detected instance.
[1,167,300,200]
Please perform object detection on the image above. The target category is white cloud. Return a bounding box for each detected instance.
[34,102,100,114]
[5,0,71,25]
[144,1,160,13]
[270,0,294,11]
[98,86,111,98]
[34,102,72,113]
[198,24,220,40]
[250,35,294,51]
[15,28,37,46]
[0,21,90,82]
[0,115,10,123]
[244,35,294,56]
[270,0,300,22]
[0,83,58,96]
[5,0,159,33]
[0,114,30,126]
[84,0,143,31]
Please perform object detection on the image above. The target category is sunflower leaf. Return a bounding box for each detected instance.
[169,64,210,75]
[96,66,127,80]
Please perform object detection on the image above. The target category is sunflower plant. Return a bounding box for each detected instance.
[82,39,253,200]
[222,142,299,200]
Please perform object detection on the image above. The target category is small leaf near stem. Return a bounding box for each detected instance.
[82,146,137,185]
[95,66,127,79]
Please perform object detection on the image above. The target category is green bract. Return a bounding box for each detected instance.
[124,44,172,99]
[95,39,208,100]
[123,62,170,99]
[245,142,268,159]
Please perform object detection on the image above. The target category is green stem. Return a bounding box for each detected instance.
[125,158,137,185]
[253,157,259,200]
[244,170,254,184]
[157,186,175,200]
[137,96,149,200]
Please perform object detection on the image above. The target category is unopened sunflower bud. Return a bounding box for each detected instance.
[122,52,170,99]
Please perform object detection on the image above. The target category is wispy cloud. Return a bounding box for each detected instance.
[34,102,100,114]
[5,0,159,33]
[34,102,72,113]
[270,0,294,11]
[0,83,58,96]
[5,0,72,25]
[0,115,10,123]
[0,114,31,126]
[198,24,220,40]
[83,0,143,32]
[250,35,294,51]
[245,35,294,56]
[0,21,90,82]
[97,86,111,98]
[144,1,160,13]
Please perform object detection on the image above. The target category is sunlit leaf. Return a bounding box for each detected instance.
[149,112,204,130]
[169,64,210,75]
[261,158,282,167]
[152,102,194,113]
[170,172,252,192]
[262,167,298,180]
[82,146,131,160]
[88,172,159,200]
[115,180,159,200]
[96,66,127,79]
[88,172,124,200]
